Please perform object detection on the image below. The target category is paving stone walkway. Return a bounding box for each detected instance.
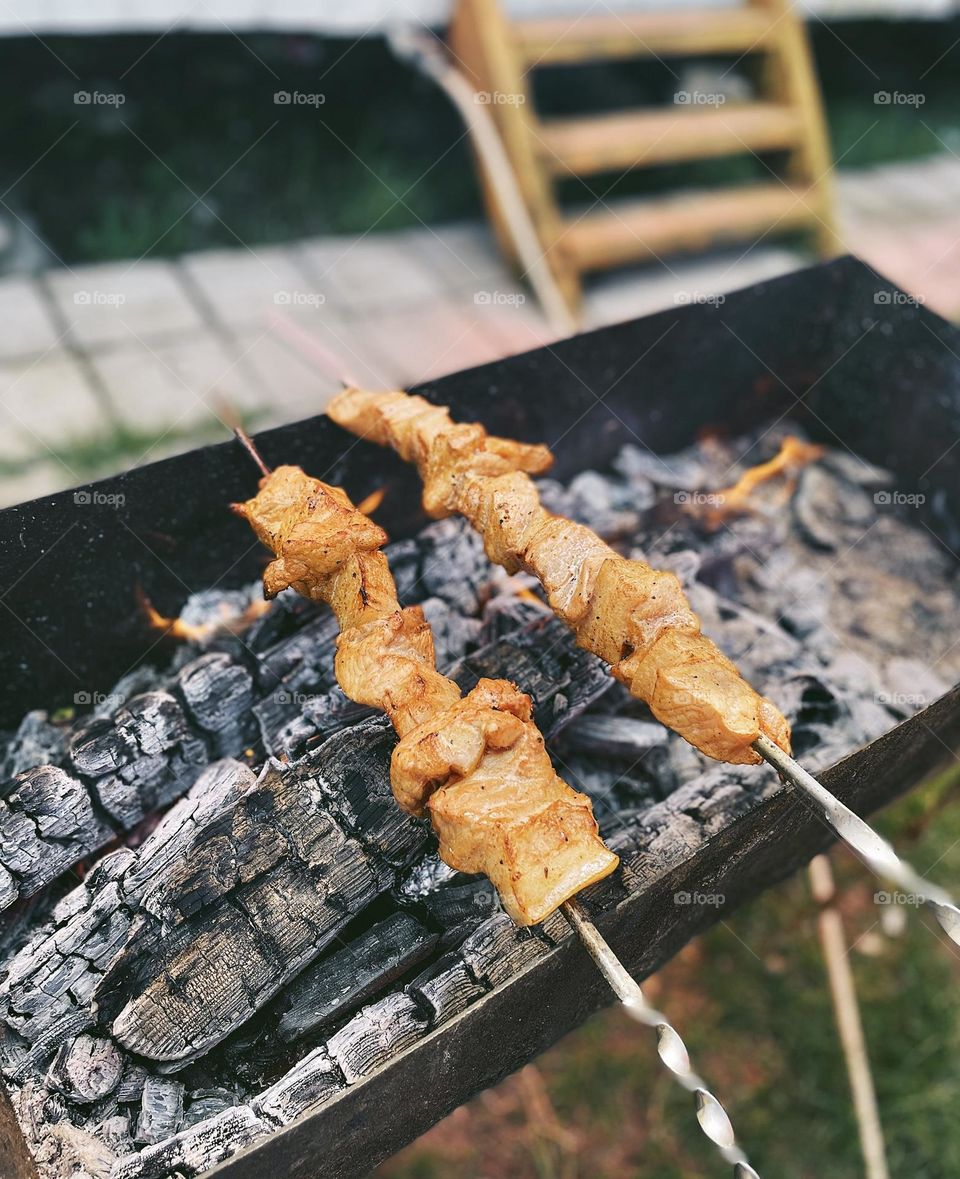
[2,153,959,508]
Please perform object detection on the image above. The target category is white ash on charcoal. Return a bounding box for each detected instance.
[3,423,960,1179]
[0,522,507,917]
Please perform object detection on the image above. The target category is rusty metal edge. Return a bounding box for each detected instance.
[201,687,960,1179]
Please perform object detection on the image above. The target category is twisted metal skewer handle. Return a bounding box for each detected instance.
[561,898,759,1178]
[753,734,960,947]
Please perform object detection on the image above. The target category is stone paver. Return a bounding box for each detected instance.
[45,260,205,348]
[90,334,262,433]
[4,151,960,508]
[298,232,446,311]
[0,278,64,360]
[0,352,104,464]
[180,247,323,327]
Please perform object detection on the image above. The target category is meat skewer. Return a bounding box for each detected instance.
[231,427,760,1178]
[326,386,960,948]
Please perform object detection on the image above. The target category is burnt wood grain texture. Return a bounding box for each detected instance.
[204,687,960,1179]
[2,258,960,1177]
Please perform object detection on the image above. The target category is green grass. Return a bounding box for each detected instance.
[379,766,960,1179]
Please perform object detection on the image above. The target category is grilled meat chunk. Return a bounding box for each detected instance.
[327,388,791,765]
[234,465,617,924]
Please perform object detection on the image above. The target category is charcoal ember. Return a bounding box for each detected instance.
[326,993,428,1084]
[564,470,643,537]
[182,1089,236,1129]
[257,687,372,760]
[93,732,428,1067]
[27,1119,119,1179]
[459,914,550,989]
[478,592,546,642]
[69,717,136,778]
[560,714,666,760]
[251,1050,342,1126]
[97,1112,134,1155]
[419,877,498,935]
[380,536,422,603]
[252,612,339,696]
[136,1077,185,1145]
[712,614,805,681]
[417,517,491,613]
[612,444,706,491]
[0,766,113,911]
[408,954,486,1026]
[112,1105,272,1179]
[177,654,255,756]
[312,718,428,870]
[47,1035,122,1104]
[563,756,657,831]
[793,465,876,551]
[276,913,436,1044]
[776,571,832,646]
[421,596,482,666]
[117,1064,148,1106]
[1,711,67,779]
[821,450,893,489]
[90,693,210,829]
[881,657,950,717]
[397,851,461,898]
[449,616,612,739]
[0,762,256,1083]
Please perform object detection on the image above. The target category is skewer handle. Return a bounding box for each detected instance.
[753,734,960,947]
[561,898,759,1178]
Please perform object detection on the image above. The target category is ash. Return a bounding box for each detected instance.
[1,425,957,1179]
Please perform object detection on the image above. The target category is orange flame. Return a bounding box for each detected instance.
[357,486,386,515]
[138,588,271,643]
[689,435,824,529]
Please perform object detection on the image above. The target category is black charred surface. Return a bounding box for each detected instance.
[276,914,436,1044]
[92,727,429,1069]
[448,614,613,738]
[3,260,960,1179]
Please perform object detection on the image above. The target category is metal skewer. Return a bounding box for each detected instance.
[754,734,960,947]
[562,898,759,1178]
[229,422,761,1179]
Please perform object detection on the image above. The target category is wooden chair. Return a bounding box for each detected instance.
[449,0,841,313]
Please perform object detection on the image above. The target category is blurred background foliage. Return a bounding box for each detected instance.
[4,20,959,266]
[378,764,960,1179]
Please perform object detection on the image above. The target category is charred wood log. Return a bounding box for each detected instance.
[92,720,429,1068]
[0,761,257,1085]
[275,913,437,1044]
